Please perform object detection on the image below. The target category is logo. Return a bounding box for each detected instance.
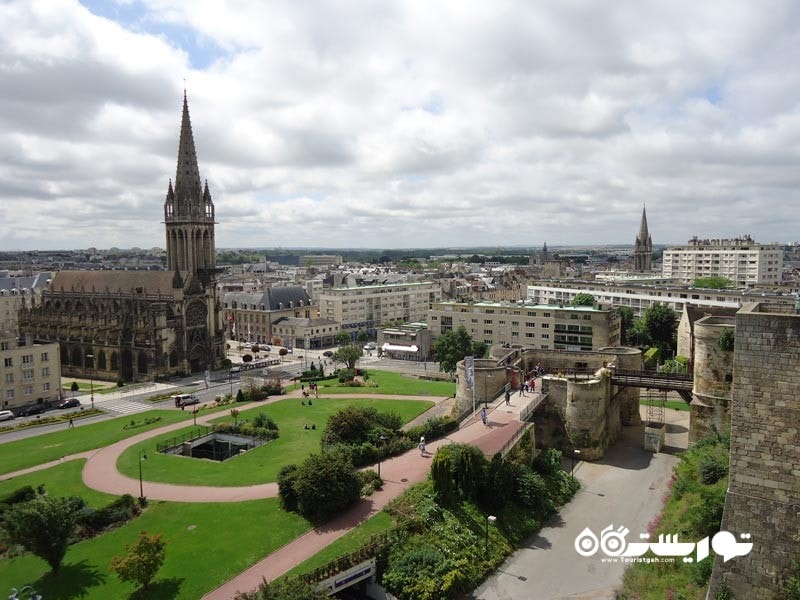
[575,525,752,564]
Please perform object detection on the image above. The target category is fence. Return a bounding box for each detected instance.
[156,426,211,454]
[497,422,535,458]
[519,393,547,422]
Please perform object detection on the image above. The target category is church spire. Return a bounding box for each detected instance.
[634,205,653,272]
[172,91,203,215]
[637,206,650,243]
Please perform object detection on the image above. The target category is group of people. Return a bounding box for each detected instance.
[301,382,319,399]
[303,423,316,430]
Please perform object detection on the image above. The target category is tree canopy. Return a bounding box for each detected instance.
[693,276,735,290]
[617,307,635,345]
[434,326,474,375]
[334,332,351,346]
[110,531,167,590]
[335,345,363,369]
[570,293,595,307]
[639,302,678,352]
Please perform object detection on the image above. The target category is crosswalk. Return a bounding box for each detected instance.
[92,396,152,415]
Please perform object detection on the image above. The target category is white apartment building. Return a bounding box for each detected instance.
[0,335,61,413]
[319,282,442,339]
[428,300,620,351]
[662,236,783,287]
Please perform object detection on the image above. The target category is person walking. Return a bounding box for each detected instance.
[519,382,526,397]
[418,436,426,456]
[481,407,488,427]
[68,417,74,429]
[505,389,511,406]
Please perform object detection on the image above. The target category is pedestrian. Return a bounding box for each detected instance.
[301,384,305,395]
[505,389,511,406]
[418,436,426,456]
[68,417,74,429]
[519,382,525,396]
[530,378,536,392]
[481,407,488,427]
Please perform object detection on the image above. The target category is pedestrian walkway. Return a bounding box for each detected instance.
[89,396,153,415]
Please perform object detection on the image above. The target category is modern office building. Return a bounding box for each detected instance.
[662,235,783,286]
[319,281,441,339]
[428,300,620,350]
[0,334,61,413]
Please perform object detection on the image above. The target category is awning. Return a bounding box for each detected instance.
[381,344,419,352]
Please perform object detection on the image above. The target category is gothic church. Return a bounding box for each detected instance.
[20,94,224,382]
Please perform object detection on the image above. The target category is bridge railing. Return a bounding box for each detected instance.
[498,422,535,458]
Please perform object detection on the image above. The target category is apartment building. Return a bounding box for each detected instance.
[319,282,442,339]
[0,335,61,413]
[662,235,783,287]
[222,287,316,345]
[428,300,620,351]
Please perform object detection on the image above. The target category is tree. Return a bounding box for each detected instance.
[434,326,473,375]
[234,577,329,600]
[570,293,595,307]
[471,340,488,359]
[618,307,635,345]
[5,495,83,574]
[70,381,79,397]
[292,450,362,523]
[694,276,734,290]
[356,330,368,343]
[335,345,363,370]
[334,332,351,346]
[278,348,288,361]
[641,302,678,352]
[109,531,166,590]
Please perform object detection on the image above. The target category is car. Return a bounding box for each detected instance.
[261,346,271,352]
[173,394,200,407]
[0,410,15,422]
[363,342,376,351]
[322,350,334,357]
[19,405,45,417]
[243,342,252,349]
[58,398,81,409]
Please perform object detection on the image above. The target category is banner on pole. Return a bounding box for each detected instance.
[465,356,475,390]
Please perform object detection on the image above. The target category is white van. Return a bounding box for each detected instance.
[173,394,199,407]
[0,410,15,422]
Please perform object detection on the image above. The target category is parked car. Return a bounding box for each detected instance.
[0,410,15,422]
[19,405,45,417]
[173,394,200,407]
[363,342,376,351]
[58,398,81,409]
[322,350,334,357]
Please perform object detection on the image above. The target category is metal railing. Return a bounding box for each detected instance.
[519,393,547,422]
[498,421,535,458]
[156,426,211,454]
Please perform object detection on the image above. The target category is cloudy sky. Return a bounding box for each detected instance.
[1,1,799,251]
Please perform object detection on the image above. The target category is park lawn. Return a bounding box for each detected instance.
[116,397,434,486]
[60,381,116,392]
[317,370,454,397]
[0,459,117,508]
[0,497,311,600]
[282,511,395,580]
[0,410,196,476]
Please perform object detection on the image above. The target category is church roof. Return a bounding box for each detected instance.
[50,271,176,296]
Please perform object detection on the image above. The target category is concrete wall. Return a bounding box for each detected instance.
[709,304,800,598]
[689,317,734,444]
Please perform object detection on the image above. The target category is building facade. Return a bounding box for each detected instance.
[662,235,783,286]
[0,335,61,413]
[428,300,620,350]
[221,287,316,345]
[319,281,441,339]
[271,316,340,349]
[19,93,224,381]
[377,322,433,360]
[0,273,53,335]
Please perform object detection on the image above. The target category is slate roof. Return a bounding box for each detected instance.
[224,286,312,311]
[49,271,177,296]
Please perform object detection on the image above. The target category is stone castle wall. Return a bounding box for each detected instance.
[709,304,800,598]
[689,317,734,444]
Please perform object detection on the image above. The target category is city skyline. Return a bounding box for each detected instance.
[2,1,799,251]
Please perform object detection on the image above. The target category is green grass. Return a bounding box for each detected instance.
[117,397,434,486]
[0,460,117,508]
[282,511,395,579]
[317,370,454,397]
[61,380,117,392]
[641,399,691,412]
[0,497,311,600]
[0,410,196,475]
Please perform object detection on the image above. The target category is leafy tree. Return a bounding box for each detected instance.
[693,276,734,290]
[640,302,678,352]
[242,354,253,363]
[236,389,245,402]
[335,345,363,370]
[570,293,595,307]
[5,495,83,574]
[277,465,299,511]
[292,450,361,523]
[109,531,166,590]
[471,340,488,359]
[356,330,368,343]
[434,326,473,375]
[278,348,288,360]
[334,332,351,346]
[234,577,329,600]
[70,381,79,397]
[430,442,488,504]
[618,307,636,346]
[717,327,735,352]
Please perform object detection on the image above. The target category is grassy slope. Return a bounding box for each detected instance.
[316,370,454,396]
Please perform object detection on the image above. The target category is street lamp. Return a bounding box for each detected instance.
[138,450,148,500]
[485,515,497,553]
[377,434,387,478]
[85,354,94,410]
[192,407,197,427]
[571,449,581,476]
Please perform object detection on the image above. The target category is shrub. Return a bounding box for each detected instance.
[242,354,253,363]
[236,389,245,402]
[698,456,728,485]
[292,450,362,523]
[358,469,384,495]
[109,531,166,590]
[406,416,458,442]
[337,368,356,383]
[513,465,553,513]
[533,448,562,476]
[251,412,279,430]
[79,494,137,533]
[277,464,299,511]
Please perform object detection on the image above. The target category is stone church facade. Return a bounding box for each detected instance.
[19,94,224,382]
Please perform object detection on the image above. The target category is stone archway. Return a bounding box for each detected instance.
[120,349,134,382]
[189,344,208,374]
[137,350,148,375]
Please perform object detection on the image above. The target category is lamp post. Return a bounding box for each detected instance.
[138,450,147,500]
[192,407,197,427]
[485,515,497,553]
[85,354,94,410]
[377,434,387,478]
[571,449,581,476]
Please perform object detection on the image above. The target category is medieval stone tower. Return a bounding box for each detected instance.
[633,206,652,272]
[708,303,800,598]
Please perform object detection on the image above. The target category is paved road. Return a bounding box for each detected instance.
[471,407,688,600]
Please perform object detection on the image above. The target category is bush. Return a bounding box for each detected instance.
[532,448,562,476]
[251,412,279,430]
[243,354,253,363]
[358,469,384,495]
[109,531,166,590]
[698,456,728,485]
[513,465,553,514]
[337,368,356,383]
[406,416,458,442]
[292,450,362,523]
[277,465,299,512]
[236,389,245,402]
[221,358,232,368]
[79,494,137,533]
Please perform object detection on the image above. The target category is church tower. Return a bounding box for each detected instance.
[633,206,652,272]
[164,92,216,278]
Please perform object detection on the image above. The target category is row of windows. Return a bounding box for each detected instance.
[4,367,51,383]
[5,382,51,399]
[1,352,50,368]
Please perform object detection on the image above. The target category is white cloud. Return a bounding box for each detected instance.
[0,0,799,251]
